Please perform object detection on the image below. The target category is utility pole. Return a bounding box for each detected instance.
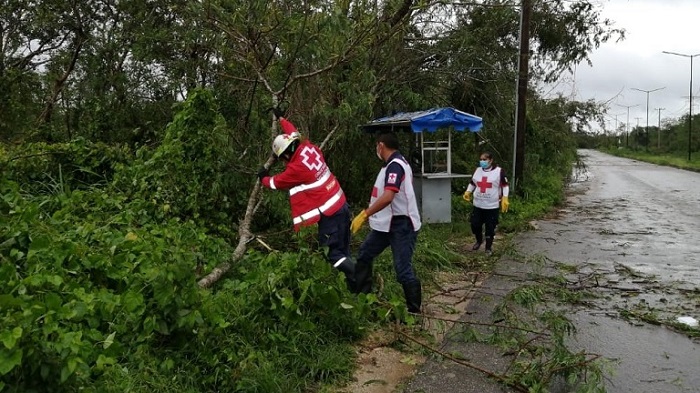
[656,107,665,149]
[681,95,700,109]
[631,87,665,150]
[663,51,700,161]
[617,104,638,148]
[512,0,531,195]
[611,113,624,146]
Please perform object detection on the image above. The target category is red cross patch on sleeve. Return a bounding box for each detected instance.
[388,173,397,184]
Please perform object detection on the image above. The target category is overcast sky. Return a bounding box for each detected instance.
[544,0,700,132]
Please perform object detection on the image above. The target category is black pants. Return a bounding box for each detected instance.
[470,207,499,244]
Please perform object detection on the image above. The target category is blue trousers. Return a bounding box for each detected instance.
[355,216,419,292]
[318,203,353,269]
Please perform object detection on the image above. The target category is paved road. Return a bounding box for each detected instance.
[523,149,700,284]
[516,149,700,392]
[406,150,700,393]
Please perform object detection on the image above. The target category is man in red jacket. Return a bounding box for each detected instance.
[258,117,355,289]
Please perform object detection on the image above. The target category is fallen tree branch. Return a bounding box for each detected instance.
[255,237,274,252]
[197,155,276,288]
[419,313,551,336]
[503,334,547,375]
[545,353,602,380]
[395,328,528,392]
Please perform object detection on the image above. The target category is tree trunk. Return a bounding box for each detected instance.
[37,34,84,126]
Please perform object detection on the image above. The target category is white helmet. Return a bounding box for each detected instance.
[272,133,300,158]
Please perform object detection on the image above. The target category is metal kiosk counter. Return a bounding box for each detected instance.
[363,107,483,224]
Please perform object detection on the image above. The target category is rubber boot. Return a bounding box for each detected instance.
[402,280,422,314]
[471,221,483,249]
[336,259,357,292]
[353,262,373,294]
[485,237,494,254]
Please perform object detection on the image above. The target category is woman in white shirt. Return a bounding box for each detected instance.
[462,152,510,254]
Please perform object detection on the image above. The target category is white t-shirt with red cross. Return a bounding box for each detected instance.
[467,166,509,210]
[368,153,421,232]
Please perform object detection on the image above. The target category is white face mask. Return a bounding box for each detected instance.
[376,144,383,161]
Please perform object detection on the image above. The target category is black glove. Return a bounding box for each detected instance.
[257,166,269,181]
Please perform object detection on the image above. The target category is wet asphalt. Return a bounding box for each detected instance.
[405,149,700,393]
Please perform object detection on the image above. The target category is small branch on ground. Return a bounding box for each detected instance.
[419,314,551,336]
[395,328,529,392]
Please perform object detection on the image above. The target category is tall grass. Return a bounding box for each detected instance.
[601,148,700,172]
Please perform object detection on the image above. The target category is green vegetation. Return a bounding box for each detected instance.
[0,93,580,391]
[577,108,700,166]
[1,0,621,391]
[1,92,375,393]
[495,281,607,392]
[598,148,700,172]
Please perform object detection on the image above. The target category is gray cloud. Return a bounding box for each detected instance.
[547,0,700,131]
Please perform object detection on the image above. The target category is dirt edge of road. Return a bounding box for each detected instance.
[333,190,578,393]
[334,270,486,393]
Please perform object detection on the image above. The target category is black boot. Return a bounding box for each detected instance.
[470,221,483,251]
[471,231,483,251]
[335,258,357,292]
[402,280,422,314]
[485,237,494,254]
[353,262,373,294]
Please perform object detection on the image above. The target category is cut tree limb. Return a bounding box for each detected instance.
[198,117,337,288]
[197,154,275,288]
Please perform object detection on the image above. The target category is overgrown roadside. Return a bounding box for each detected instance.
[376,150,700,393]
[0,108,581,392]
[332,157,606,393]
[598,148,700,172]
[334,236,610,393]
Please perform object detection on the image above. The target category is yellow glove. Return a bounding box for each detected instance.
[462,190,472,202]
[350,210,368,234]
[500,196,509,213]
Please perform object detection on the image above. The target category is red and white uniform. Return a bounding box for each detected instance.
[368,152,421,232]
[466,166,509,210]
[261,119,346,231]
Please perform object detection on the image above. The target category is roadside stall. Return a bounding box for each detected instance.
[362,107,483,223]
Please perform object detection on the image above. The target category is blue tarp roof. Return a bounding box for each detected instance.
[363,107,483,133]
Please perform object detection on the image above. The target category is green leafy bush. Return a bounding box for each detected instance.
[0,178,231,391]
[0,163,375,392]
[1,138,131,195]
[113,88,245,233]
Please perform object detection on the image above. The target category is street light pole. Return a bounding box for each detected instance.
[617,104,638,147]
[631,87,665,149]
[656,107,665,149]
[663,51,700,161]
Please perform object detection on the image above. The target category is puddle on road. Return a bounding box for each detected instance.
[570,165,592,184]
